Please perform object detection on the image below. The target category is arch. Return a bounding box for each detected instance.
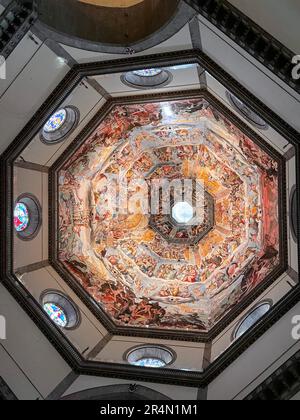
[34,1,195,53]
[61,384,172,400]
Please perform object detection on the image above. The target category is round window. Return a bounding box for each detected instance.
[41,106,79,144]
[14,195,41,240]
[125,345,175,368]
[14,202,29,232]
[41,291,80,330]
[121,69,172,90]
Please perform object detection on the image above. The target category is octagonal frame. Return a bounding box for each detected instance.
[1,49,298,388]
[149,180,215,246]
[50,88,288,341]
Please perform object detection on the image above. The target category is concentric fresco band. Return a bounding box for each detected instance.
[57,94,283,335]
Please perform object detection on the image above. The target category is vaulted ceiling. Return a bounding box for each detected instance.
[0,0,299,390]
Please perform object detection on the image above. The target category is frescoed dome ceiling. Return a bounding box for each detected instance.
[58,96,281,334]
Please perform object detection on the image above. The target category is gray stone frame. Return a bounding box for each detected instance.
[40,106,80,145]
[124,344,177,368]
[40,289,81,330]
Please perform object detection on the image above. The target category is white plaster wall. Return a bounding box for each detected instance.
[0,283,71,399]
[208,302,300,400]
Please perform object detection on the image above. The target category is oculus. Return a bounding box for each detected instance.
[172,201,194,224]
[14,195,41,240]
[41,291,81,330]
[41,106,79,144]
[126,345,175,368]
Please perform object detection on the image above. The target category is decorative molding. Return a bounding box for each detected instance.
[245,351,300,400]
[184,0,300,94]
[1,49,299,388]
[0,0,38,59]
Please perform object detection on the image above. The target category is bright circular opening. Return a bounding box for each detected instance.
[133,358,167,368]
[133,68,162,77]
[172,201,194,224]
[14,202,29,232]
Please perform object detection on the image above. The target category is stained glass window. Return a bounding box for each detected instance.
[14,202,29,232]
[133,358,166,368]
[44,109,67,133]
[43,303,68,327]
[235,303,271,339]
[133,69,162,77]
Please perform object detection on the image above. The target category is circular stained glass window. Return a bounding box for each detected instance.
[14,195,41,240]
[41,291,81,330]
[133,68,163,77]
[43,303,68,328]
[126,345,175,368]
[234,302,272,340]
[14,202,29,232]
[41,106,79,144]
[43,109,67,133]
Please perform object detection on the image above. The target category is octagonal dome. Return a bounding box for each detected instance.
[57,96,281,334]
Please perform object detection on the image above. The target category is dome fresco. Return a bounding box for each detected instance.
[57,97,280,333]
